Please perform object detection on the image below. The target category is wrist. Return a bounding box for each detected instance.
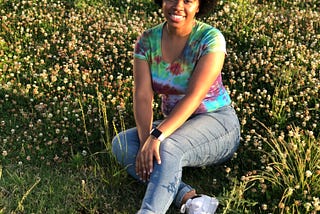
[150,128,165,142]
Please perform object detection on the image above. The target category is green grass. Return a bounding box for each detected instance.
[1,164,85,213]
[0,0,319,213]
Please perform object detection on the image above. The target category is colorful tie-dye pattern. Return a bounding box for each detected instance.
[134,21,231,116]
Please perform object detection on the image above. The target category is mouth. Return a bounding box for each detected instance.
[169,13,186,22]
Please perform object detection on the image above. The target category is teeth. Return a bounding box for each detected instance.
[172,15,183,18]
[170,14,185,21]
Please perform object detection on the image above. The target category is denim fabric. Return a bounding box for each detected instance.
[112,105,240,214]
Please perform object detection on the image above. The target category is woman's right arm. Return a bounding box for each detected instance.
[134,57,160,181]
[133,58,154,146]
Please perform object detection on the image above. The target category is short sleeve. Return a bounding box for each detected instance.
[200,28,226,56]
[134,31,150,61]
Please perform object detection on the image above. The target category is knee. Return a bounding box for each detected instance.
[159,140,182,165]
[111,133,125,163]
[111,130,139,167]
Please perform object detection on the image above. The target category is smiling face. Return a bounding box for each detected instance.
[162,0,200,30]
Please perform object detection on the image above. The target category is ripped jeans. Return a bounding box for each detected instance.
[112,105,240,214]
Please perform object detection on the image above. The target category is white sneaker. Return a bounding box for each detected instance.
[180,195,219,214]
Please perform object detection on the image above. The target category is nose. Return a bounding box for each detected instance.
[172,0,184,9]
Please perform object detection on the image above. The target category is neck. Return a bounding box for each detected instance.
[166,20,195,38]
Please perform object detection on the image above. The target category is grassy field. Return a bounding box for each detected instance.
[0,0,319,213]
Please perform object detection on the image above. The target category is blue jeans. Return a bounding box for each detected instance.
[112,105,240,214]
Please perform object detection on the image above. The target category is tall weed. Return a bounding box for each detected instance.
[248,125,320,213]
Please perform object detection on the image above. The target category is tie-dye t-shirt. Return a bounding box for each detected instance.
[134,21,231,116]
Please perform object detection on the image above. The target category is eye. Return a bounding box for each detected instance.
[165,0,194,3]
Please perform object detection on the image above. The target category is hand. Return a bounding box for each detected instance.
[136,136,161,182]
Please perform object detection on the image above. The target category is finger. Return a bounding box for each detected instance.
[136,154,146,181]
[147,152,154,174]
[154,149,161,165]
[141,155,148,182]
[135,160,142,180]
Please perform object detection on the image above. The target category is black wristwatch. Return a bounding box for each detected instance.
[150,128,165,142]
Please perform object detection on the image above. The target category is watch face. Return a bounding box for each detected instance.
[151,128,162,138]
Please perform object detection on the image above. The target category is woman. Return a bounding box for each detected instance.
[112,0,240,213]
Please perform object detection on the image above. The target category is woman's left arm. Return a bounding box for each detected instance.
[157,51,226,137]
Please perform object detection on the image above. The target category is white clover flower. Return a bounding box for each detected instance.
[287,187,294,196]
[2,151,8,157]
[313,197,320,211]
[261,204,268,210]
[304,202,312,211]
[240,176,247,181]
[225,167,231,173]
[266,166,273,172]
[305,170,313,178]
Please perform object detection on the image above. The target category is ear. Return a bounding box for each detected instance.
[196,1,200,13]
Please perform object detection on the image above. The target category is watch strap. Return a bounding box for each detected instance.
[150,128,165,142]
